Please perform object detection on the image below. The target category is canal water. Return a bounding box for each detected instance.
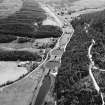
[34,75,51,105]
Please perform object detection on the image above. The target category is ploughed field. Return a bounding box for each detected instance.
[55,9,105,105]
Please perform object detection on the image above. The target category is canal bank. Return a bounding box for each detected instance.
[34,74,51,105]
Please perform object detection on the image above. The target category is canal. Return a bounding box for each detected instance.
[34,74,51,105]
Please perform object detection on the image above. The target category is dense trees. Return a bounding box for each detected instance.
[17,37,32,43]
[37,25,63,38]
[0,50,42,61]
[0,24,62,38]
[55,9,105,105]
[0,34,17,43]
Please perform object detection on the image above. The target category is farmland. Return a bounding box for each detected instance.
[0,0,61,92]
[0,0,62,39]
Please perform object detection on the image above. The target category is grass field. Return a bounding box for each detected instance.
[0,61,27,86]
[69,0,105,12]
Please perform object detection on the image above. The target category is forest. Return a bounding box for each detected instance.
[0,23,62,39]
[55,9,105,105]
[0,34,17,43]
[0,49,42,61]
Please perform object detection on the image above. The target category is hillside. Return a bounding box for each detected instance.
[56,8,105,105]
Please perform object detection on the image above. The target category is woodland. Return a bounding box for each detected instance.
[55,9,105,105]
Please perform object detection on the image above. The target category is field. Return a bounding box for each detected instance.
[0,61,27,86]
[70,0,105,11]
[0,0,62,39]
